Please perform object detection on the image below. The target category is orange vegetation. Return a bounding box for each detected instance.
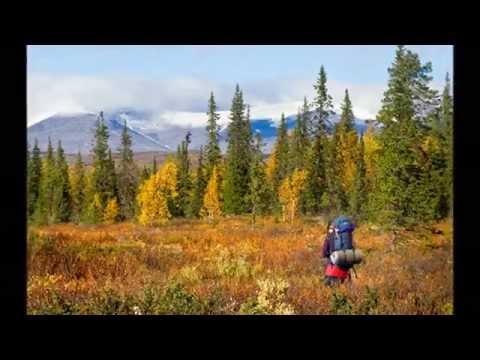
[27,217,453,315]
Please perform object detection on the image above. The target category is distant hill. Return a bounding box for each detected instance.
[27,108,368,155]
[27,112,169,154]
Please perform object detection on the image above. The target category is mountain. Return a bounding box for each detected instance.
[27,112,169,154]
[28,109,367,154]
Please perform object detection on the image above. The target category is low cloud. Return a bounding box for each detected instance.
[28,72,387,128]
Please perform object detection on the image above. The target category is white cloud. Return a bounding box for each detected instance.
[28,72,387,128]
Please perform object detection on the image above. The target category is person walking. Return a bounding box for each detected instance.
[322,219,351,286]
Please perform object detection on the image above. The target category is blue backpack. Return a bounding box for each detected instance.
[332,216,355,251]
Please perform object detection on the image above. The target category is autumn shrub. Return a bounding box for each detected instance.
[157,281,205,314]
[357,286,380,315]
[27,218,452,315]
[239,277,295,315]
[215,248,256,279]
[330,290,353,315]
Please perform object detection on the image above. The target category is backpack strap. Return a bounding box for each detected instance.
[328,233,335,263]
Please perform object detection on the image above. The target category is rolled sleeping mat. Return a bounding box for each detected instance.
[330,249,363,267]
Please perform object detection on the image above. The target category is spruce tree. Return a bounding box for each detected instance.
[290,97,310,171]
[440,72,453,216]
[91,111,113,211]
[34,138,57,224]
[223,85,252,214]
[28,139,42,218]
[117,120,138,220]
[311,65,334,136]
[272,113,290,193]
[27,144,32,217]
[106,148,118,201]
[140,165,151,184]
[304,66,333,215]
[189,145,208,218]
[152,156,157,174]
[374,45,440,226]
[175,132,192,217]
[249,131,273,225]
[332,89,359,211]
[70,152,86,223]
[205,91,222,179]
[56,140,72,222]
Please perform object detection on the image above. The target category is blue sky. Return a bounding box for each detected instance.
[27,45,453,127]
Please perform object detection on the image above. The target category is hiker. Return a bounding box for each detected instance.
[322,220,350,286]
[322,216,361,286]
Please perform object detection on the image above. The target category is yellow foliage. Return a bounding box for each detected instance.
[84,192,104,223]
[103,198,119,224]
[265,146,277,184]
[335,130,359,194]
[201,165,222,222]
[278,169,307,224]
[137,160,178,226]
[69,166,83,211]
[421,135,440,154]
[363,124,381,182]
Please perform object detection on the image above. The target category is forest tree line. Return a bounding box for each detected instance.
[27,45,453,228]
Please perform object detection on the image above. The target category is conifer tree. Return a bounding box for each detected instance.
[290,97,310,171]
[205,91,222,179]
[363,121,381,183]
[106,149,118,201]
[27,144,31,217]
[332,89,359,211]
[28,139,42,218]
[69,152,86,223]
[440,72,453,216]
[140,165,151,184]
[56,140,72,222]
[175,132,192,217]
[34,138,58,224]
[374,45,440,226]
[304,66,333,215]
[91,111,114,211]
[272,113,290,193]
[249,132,273,225]
[223,85,252,214]
[84,192,103,224]
[117,120,138,220]
[152,156,157,174]
[311,65,334,136]
[190,146,208,218]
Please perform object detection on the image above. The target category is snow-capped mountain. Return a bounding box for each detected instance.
[27,112,170,154]
[27,109,367,154]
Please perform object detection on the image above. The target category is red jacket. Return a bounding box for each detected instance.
[322,232,350,280]
[325,263,350,280]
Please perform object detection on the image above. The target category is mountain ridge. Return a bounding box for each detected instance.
[27,109,368,154]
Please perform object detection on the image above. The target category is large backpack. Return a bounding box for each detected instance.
[332,215,355,251]
[329,216,362,270]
